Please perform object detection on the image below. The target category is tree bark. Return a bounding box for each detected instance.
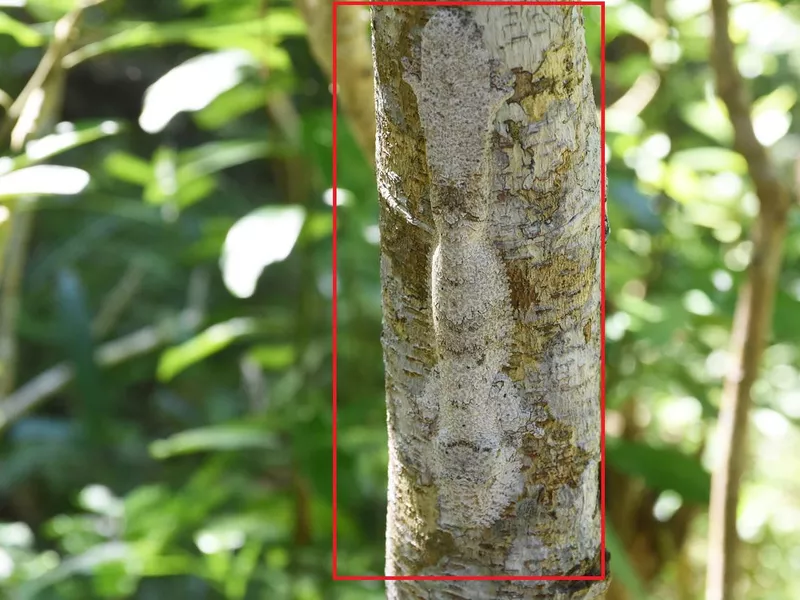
[373,5,607,598]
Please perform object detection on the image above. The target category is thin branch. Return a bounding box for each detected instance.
[0,267,209,433]
[705,0,792,598]
[0,4,94,400]
[709,0,788,220]
[0,200,34,398]
[91,261,146,338]
[0,308,203,432]
[294,0,375,164]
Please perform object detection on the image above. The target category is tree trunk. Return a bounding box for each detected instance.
[373,5,607,599]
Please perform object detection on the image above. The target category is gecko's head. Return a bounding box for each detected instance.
[410,8,513,184]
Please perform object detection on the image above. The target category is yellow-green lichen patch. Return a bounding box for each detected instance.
[507,68,541,105]
[583,318,593,344]
[518,146,575,222]
[518,420,593,568]
[518,43,581,122]
[391,465,457,574]
[380,207,433,311]
[502,251,595,380]
[373,6,432,226]
[413,529,458,574]
[522,422,592,501]
[374,6,438,372]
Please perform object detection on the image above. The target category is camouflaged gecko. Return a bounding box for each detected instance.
[402,9,526,530]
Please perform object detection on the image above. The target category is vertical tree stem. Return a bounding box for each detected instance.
[705,0,792,598]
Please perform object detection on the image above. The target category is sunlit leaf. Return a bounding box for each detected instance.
[158,317,257,381]
[664,162,702,204]
[15,542,130,599]
[670,147,747,173]
[2,120,124,174]
[140,50,257,134]
[104,151,153,186]
[751,83,795,147]
[22,0,79,21]
[220,205,306,299]
[195,527,245,554]
[609,3,665,44]
[247,344,295,370]
[753,85,797,114]
[78,484,124,517]
[0,165,89,197]
[680,98,734,145]
[144,145,178,204]
[667,0,710,21]
[732,1,800,54]
[149,424,277,458]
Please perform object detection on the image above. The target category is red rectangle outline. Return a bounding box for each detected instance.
[332,0,606,582]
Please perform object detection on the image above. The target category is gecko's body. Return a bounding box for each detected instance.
[403,9,524,530]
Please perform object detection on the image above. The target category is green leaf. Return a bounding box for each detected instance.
[606,523,650,598]
[149,424,277,458]
[15,542,130,600]
[247,344,295,370]
[56,269,107,442]
[606,438,711,504]
[225,538,263,599]
[158,317,257,382]
[104,151,153,186]
[752,85,797,114]
[178,139,279,179]
[194,84,269,130]
[0,12,45,46]
[63,12,304,68]
[664,162,702,204]
[138,141,277,209]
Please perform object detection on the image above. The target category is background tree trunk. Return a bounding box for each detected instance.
[373,5,608,598]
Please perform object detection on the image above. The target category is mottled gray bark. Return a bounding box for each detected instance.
[373,4,606,599]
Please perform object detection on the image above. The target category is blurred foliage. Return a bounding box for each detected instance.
[0,0,797,599]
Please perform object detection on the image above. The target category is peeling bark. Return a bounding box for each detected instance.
[373,5,607,598]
